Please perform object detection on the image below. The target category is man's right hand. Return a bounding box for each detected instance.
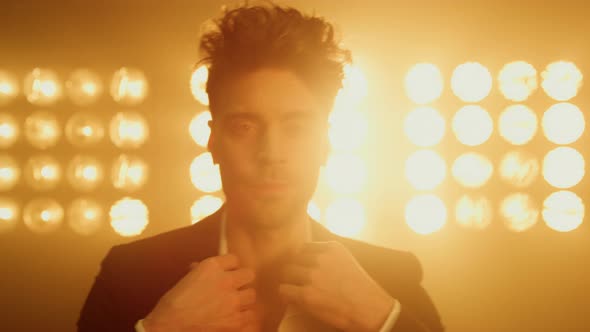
[142,254,257,332]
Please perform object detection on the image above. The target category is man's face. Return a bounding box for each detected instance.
[208,68,329,228]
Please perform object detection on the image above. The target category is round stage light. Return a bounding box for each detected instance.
[405,63,444,104]
[500,193,539,232]
[66,69,103,106]
[543,147,585,189]
[66,155,104,192]
[405,194,446,235]
[455,195,492,230]
[452,105,493,146]
[190,64,209,106]
[542,103,585,145]
[405,150,446,190]
[24,110,61,149]
[110,197,148,237]
[67,198,104,236]
[325,198,366,238]
[543,191,584,232]
[111,154,149,192]
[499,150,540,188]
[24,155,62,191]
[110,67,148,106]
[452,152,493,188]
[451,62,492,102]
[0,112,19,148]
[328,110,368,151]
[190,152,222,193]
[23,198,64,234]
[23,68,63,106]
[307,200,321,221]
[0,197,19,234]
[324,153,367,194]
[109,111,149,149]
[541,61,583,101]
[0,155,20,191]
[498,105,538,145]
[498,61,538,102]
[65,112,105,147]
[0,70,19,106]
[404,106,445,147]
[191,195,224,224]
[189,111,212,148]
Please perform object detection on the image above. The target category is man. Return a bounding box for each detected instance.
[78,3,444,332]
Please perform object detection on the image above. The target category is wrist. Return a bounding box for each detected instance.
[348,294,395,332]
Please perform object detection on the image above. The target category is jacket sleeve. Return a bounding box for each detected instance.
[77,246,135,332]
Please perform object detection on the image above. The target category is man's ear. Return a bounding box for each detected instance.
[207,119,219,165]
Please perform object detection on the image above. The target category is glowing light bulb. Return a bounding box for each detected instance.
[191,195,224,224]
[498,61,538,102]
[405,194,446,235]
[405,63,444,104]
[110,197,149,237]
[110,67,148,106]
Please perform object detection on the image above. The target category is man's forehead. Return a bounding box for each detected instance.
[220,106,323,120]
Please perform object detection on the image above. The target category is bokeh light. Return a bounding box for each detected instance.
[109,111,149,149]
[324,153,367,194]
[307,200,321,221]
[190,152,222,193]
[405,194,447,235]
[498,105,538,145]
[189,111,212,148]
[328,110,368,151]
[452,152,493,188]
[340,64,369,105]
[24,68,63,106]
[542,103,585,145]
[66,155,104,192]
[543,191,584,232]
[452,105,493,146]
[404,106,445,147]
[0,155,20,191]
[67,198,104,236]
[455,195,492,230]
[500,193,539,232]
[111,154,149,192]
[405,150,446,190]
[24,155,62,191]
[65,112,105,147]
[191,195,224,224]
[110,67,148,106]
[66,69,103,106]
[23,198,64,234]
[190,64,209,106]
[0,197,19,234]
[541,61,583,101]
[498,61,538,102]
[499,150,540,188]
[325,198,366,238]
[405,63,444,104]
[110,197,149,237]
[24,110,61,149]
[0,70,19,106]
[0,112,19,148]
[451,62,493,102]
[543,147,585,189]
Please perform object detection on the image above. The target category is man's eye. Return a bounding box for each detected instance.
[229,120,256,135]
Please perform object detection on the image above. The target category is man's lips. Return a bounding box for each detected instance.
[251,182,290,194]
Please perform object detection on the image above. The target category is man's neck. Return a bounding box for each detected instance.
[224,207,310,271]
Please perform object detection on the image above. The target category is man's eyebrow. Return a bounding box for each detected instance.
[280,110,321,121]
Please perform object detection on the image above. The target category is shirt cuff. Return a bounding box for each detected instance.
[135,319,146,332]
[378,298,402,332]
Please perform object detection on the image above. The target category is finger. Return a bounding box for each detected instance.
[290,252,318,267]
[215,253,240,270]
[230,268,256,288]
[238,288,256,308]
[281,264,311,286]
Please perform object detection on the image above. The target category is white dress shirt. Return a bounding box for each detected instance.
[136,212,401,331]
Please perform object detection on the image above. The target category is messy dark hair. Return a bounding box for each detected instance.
[198,1,351,116]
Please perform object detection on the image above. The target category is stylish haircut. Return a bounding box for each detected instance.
[198,1,351,115]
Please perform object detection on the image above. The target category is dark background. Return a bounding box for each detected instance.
[1,1,589,331]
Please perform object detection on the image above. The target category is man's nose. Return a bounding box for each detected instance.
[257,125,287,165]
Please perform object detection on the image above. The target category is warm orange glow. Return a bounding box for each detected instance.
[24,110,61,149]
[190,152,222,193]
[451,62,492,102]
[328,110,368,151]
[66,69,103,106]
[112,154,149,192]
[541,61,583,101]
[405,150,446,190]
[542,103,585,145]
[24,68,63,106]
[543,191,584,232]
[0,70,19,106]
[405,194,446,235]
[499,150,540,188]
[109,111,149,149]
[324,153,367,194]
[340,64,369,105]
[307,200,321,221]
[23,198,64,234]
[500,193,539,232]
[24,155,61,191]
[498,61,538,102]
[110,67,148,106]
[0,155,20,191]
[0,198,19,234]
[65,112,105,147]
[67,198,104,235]
[498,105,538,145]
[66,155,104,192]
[404,106,445,147]
[0,113,19,148]
[110,198,149,237]
[451,152,493,188]
[543,147,585,189]
[405,63,444,104]
[452,105,493,146]
[325,198,366,238]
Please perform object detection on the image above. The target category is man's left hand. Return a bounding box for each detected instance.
[279,241,395,332]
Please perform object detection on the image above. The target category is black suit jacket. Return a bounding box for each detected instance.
[77,208,444,332]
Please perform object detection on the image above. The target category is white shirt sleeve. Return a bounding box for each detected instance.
[135,319,146,332]
[378,299,402,332]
